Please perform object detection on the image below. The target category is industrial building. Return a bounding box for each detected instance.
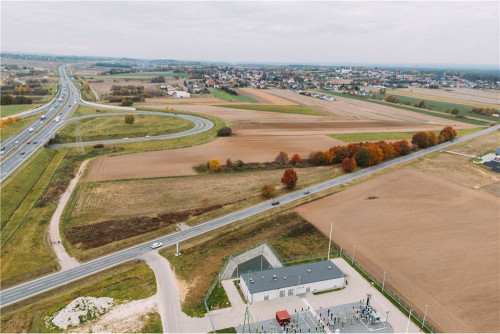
[239,260,345,303]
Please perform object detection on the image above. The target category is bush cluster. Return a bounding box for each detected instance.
[217,126,232,137]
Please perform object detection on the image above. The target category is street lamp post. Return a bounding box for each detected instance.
[327,223,332,260]
[352,245,356,264]
[422,305,428,329]
[382,271,387,292]
[406,309,412,334]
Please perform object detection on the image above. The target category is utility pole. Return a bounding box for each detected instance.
[352,245,356,264]
[406,309,412,333]
[382,271,387,292]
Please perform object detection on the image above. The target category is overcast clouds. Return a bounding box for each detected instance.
[1,1,499,66]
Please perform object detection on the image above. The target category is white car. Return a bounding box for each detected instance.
[151,242,163,249]
[29,128,34,132]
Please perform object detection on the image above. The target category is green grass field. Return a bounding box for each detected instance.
[0,261,156,333]
[0,114,40,141]
[329,128,482,142]
[1,148,66,288]
[52,114,194,144]
[101,71,188,78]
[140,313,163,333]
[209,88,258,103]
[312,89,490,126]
[379,93,500,122]
[218,103,323,116]
[0,104,37,117]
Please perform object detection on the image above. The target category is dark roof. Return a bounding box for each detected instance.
[495,148,500,155]
[240,260,344,294]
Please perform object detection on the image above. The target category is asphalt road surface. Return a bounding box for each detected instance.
[0,65,77,182]
[1,124,497,307]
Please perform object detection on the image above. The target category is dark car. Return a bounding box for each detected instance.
[33,141,38,144]
[20,152,25,155]
[0,146,5,151]
[303,190,311,195]
[271,201,280,206]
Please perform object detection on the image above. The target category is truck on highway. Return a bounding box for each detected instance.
[54,116,60,122]
[40,115,46,120]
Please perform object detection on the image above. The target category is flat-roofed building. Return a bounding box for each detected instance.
[239,260,345,304]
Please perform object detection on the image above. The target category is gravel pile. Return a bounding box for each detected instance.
[51,296,114,329]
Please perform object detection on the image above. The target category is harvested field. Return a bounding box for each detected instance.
[142,96,225,105]
[90,81,164,97]
[236,88,296,105]
[85,135,343,181]
[394,87,500,107]
[296,167,499,333]
[267,89,477,127]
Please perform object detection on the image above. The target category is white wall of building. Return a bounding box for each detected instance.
[240,276,346,304]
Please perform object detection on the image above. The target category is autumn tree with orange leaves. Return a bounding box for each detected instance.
[281,168,298,189]
[290,153,302,164]
[341,157,356,172]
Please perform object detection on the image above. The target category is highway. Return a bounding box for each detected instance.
[0,65,213,183]
[1,124,497,307]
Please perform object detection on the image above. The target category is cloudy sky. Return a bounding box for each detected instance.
[1,1,499,66]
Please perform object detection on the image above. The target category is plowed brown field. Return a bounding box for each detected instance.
[85,135,344,181]
[296,167,499,333]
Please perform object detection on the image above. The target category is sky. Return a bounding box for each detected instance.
[1,1,499,67]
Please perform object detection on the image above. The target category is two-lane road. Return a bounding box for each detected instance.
[1,124,497,307]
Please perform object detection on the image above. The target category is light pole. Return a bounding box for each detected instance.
[422,305,428,329]
[327,223,332,260]
[385,310,390,328]
[382,271,387,292]
[352,245,356,264]
[406,309,412,334]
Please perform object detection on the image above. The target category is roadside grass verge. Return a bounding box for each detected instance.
[161,212,334,317]
[69,104,123,117]
[328,127,482,142]
[0,104,37,117]
[206,282,231,311]
[61,166,342,262]
[52,114,193,144]
[312,89,490,126]
[218,103,323,116]
[140,312,163,333]
[213,327,237,333]
[0,114,40,141]
[0,261,156,333]
[1,149,67,288]
[209,88,258,103]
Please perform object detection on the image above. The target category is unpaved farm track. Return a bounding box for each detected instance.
[296,167,500,333]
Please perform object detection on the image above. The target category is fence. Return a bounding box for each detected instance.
[338,250,436,333]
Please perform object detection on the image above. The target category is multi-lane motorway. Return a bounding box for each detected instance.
[0,65,77,182]
[0,65,213,183]
[1,124,497,307]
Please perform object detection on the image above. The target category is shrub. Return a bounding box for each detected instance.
[124,114,135,124]
[398,140,412,155]
[275,151,289,164]
[121,98,133,106]
[414,100,426,108]
[341,157,356,172]
[384,95,400,104]
[236,160,244,168]
[354,147,371,167]
[226,158,233,167]
[290,154,302,164]
[261,184,276,198]
[450,108,460,115]
[93,144,104,149]
[217,126,232,137]
[209,158,220,172]
[281,168,298,189]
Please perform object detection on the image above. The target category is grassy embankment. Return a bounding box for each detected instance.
[161,212,334,317]
[209,88,258,103]
[329,127,482,142]
[312,89,491,126]
[0,261,156,333]
[140,313,163,333]
[0,114,39,141]
[102,71,188,78]
[0,104,38,117]
[73,80,96,102]
[0,148,66,287]
[62,166,342,262]
[52,114,194,144]
[218,103,323,116]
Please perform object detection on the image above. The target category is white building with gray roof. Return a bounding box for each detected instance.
[239,260,346,304]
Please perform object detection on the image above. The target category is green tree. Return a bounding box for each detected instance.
[124,114,135,124]
[354,147,371,167]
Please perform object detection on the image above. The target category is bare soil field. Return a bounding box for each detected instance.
[139,96,228,106]
[394,87,500,107]
[89,81,164,97]
[236,88,296,105]
[85,135,343,181]
[267,89,476,127]
[296,167,499,333]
